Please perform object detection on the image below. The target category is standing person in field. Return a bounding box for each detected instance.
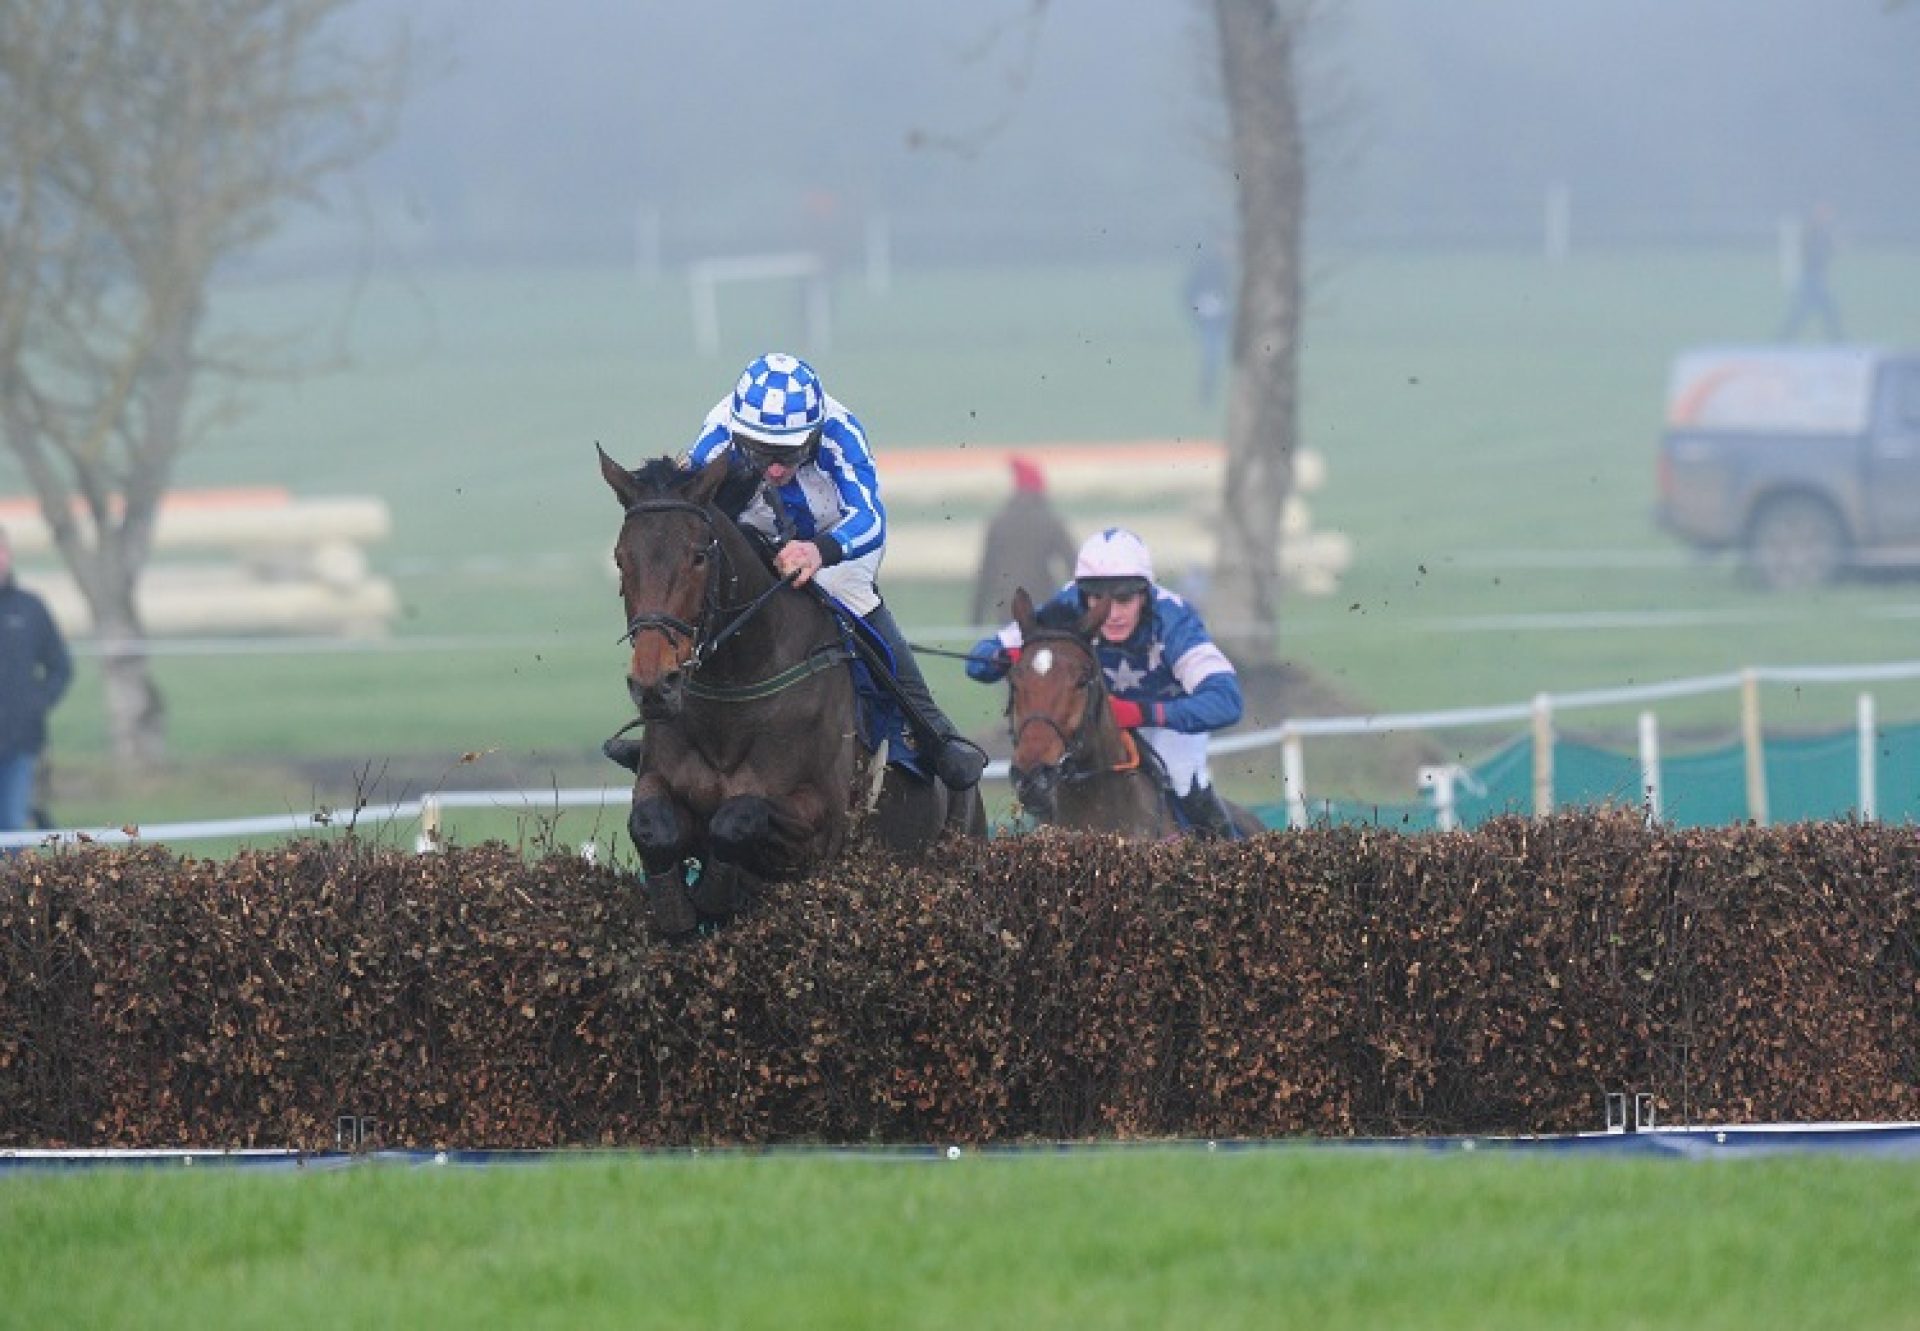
[1777,203,1846,343]
[0,525,73,836]
[607,352,985,791]
[966,527,1244,838]
[969,456,1077,628]
[1184,236,1234,405]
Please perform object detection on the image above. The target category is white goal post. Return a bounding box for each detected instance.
[686,251,832,356]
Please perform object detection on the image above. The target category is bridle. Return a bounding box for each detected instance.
[616,499,794,676]
[1008,630,1140,786]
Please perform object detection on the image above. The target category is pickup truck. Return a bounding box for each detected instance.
[1656,346,1920,588]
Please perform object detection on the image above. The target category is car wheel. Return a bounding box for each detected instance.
[1745,495,1847,591]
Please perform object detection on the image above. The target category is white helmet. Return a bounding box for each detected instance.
[1074,527,1154,585]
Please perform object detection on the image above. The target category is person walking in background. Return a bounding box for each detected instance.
[1777,203,1846,342]
[969,456,1077,627]
[0,524,73,835]
[1183,237,1234,404]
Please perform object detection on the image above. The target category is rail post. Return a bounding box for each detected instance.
[1858,691,1878,822]
[1281,725,1307,829]
[1638,710,1663,825]
[1531,693,1555,816]
[1741,668,1768,826]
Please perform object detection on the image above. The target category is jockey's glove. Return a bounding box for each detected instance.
[1109,698,1148,729]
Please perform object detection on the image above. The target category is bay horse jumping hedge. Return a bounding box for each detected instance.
[2,810,1916,1149]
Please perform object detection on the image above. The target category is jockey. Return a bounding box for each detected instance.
[966,527,1244,837]
[681,352,985,791]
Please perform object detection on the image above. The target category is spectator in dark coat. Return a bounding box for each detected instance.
[969,457,1078,627]
[0,524,72,834]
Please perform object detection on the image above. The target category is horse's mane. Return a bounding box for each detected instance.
[627,456,686,494]
[1034,598,1088,634]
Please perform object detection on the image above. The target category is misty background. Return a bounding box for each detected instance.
[264,0,1920,277]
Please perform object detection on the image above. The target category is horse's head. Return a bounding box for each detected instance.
[600,446,732,719]
[1005,586,1110,818]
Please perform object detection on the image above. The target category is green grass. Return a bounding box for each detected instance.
[11,245,1920,828]
[2,1151,1914,1329]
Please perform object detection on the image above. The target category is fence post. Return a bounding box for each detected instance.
[1531,693,1555,816]
[1281,725,1307,829]
[1638,710,1662,825]
[1741,668,1768,826]
[1544,181,1572,263]
[416,796,442,854]
[1858,691,1878,822]
[1418,766,1460,831]
[866,211,893,296]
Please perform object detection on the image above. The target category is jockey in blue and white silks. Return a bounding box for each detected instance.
[680,352,984,791]
[967,527,1244,835]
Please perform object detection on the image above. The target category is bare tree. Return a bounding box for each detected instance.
[0,0,403,764]
[914,0,1311,673]
[1206,0,1307,672]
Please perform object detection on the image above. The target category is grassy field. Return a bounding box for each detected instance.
[3,1150,1915,1329]
[9,245,1920,837]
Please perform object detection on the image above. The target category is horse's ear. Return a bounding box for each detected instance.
[1076,594,1109,639]
[1012,587,1037,637]
[598,444,644,509]
[683,454,732,506]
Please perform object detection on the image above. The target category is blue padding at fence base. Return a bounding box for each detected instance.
[7,1123,1919,1172]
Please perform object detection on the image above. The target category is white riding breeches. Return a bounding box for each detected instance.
[812,547,884,616]
[1138,726,1210,795]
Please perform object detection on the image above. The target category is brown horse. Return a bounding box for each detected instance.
[1003,587,1266,840]
[600,447,983,935]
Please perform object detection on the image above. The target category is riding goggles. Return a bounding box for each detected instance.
[731,428,821,473]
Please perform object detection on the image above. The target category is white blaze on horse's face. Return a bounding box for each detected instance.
[1031,647,1054,676]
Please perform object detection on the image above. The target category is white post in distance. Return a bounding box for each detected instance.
[1638,710,1663,826]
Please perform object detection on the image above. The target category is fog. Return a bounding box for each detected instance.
[279,0,1920,274]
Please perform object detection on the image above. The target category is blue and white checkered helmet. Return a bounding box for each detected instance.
[729,352,825,449]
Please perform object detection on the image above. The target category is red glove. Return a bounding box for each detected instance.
[1108,698,1147,729]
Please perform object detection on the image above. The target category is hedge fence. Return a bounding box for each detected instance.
[3,811,1917,1149]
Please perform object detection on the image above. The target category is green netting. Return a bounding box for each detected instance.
[1253,720,1920,831]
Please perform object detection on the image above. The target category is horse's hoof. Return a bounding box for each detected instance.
[644,872,698,936]
[688,863,754,917]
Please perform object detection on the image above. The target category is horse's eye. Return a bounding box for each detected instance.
[690,548,709,567]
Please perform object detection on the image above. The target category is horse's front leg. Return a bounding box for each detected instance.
[629,787,699,937]
[688,788,834,917]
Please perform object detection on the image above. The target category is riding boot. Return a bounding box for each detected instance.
[862,601,987,790]
[1174,781,1239,840]
[602,732,644,773]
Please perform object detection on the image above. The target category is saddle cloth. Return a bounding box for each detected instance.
[822,594,932,783]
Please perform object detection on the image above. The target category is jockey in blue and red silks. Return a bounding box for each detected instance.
[679,351,984,791]
[966,526,1244,836]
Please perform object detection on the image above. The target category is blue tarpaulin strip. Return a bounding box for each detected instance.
[7,1123,1920,1171]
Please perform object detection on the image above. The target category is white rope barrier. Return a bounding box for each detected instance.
[11,659,1920,850]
